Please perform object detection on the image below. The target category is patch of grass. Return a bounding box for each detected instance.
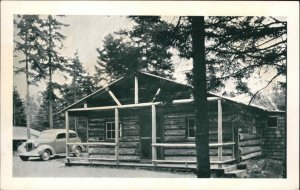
[243,158,285,178]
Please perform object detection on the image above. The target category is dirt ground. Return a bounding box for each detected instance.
[13,154,284,178]
[13,155,196,178]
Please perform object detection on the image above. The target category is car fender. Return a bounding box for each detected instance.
[36,145,56,156]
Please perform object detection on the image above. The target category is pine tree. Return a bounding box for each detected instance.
[94,16,174,81]
[14,15,46,139]
[39,15,69,129]
[61,51,96,107]
[13,88,26,126]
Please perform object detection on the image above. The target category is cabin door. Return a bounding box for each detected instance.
[140,115,162,160]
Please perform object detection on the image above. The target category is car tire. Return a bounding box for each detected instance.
[41,149,51,161]
[74,146,82,157]
[20,156,29,161]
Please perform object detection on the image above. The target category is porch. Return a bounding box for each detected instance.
[64,97,241,173]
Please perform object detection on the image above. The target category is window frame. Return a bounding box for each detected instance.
[105,121,122,140]
[187,118,196,139]
[267,116,278,128]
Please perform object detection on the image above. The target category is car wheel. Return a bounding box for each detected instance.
[20,156,29,161]
[41,149,51,161]
[74,146,82,157]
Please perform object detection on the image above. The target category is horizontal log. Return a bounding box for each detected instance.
[119,142,140,148]
[210,149,233,156]
[88,137,105,142]
[209,134,233,141]
[88,122,105,127]
[240,151,262,161]
[164,156,196,161]
[88,118,106,122]
[164,124,186,130]
[164,119,185,125]
[164,149,196,156]
[89,148,138,155]
[210,155,233,161]
[163,113,194,119]
[239,146,261,155]
[89,154,140,161]
[122,125,139,131]
[165,129,186,136]
[164,135,187,142]
[88,128,105,131]
[153,160,196,164]
[122,129,139,136]
[239,133,260,141]
[121,136,139,142]
[122,120,139,125]
[152,143,195,148]
[239,139,261,147]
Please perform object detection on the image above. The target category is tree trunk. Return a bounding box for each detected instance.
[190,16,211,178]
[49,66,53,129]
[25,34,31,139]
[48,24,53,129]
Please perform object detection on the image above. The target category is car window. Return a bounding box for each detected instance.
[69,133,78,138]
[57,133,66,139]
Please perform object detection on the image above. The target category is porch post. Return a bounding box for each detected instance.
[134,76,138,104]
[115,108,120,164]
[65,111,70,162]
[217,100,223,168]
[152,105,157,165]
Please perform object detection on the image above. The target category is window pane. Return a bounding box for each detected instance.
[112,132,115,138]
[112,123,115,130]
[107,123,111,130]
[189,129,195,137]
[189,119,194,128]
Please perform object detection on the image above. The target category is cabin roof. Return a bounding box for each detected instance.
[59,72,283,113]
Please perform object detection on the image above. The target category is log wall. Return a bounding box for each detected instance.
[162,106,235,162]
[261,113,286,160]
[87,115,141,161]
[236,111,263,161]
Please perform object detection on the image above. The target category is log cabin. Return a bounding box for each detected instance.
[60,72,285,170]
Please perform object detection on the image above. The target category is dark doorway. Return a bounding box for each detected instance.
[140,114,163,160]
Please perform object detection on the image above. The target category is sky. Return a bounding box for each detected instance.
[13,15,283,102]
[13,16,136,100]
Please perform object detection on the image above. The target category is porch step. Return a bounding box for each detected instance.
[224,169,247,178]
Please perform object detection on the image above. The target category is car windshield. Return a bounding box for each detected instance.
[38,132,56,140]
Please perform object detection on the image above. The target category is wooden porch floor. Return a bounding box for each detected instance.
[65,156,246,177]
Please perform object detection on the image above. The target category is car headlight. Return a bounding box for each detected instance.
[34,142,39,148]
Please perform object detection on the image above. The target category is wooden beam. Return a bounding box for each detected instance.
[134,76,138,104]
[67,97,222,112]
[152,88,161,102]
[217,99,223,168]
[115,108,120,164]
[67,142,116,146]
[152,105,157,165]
[105,87,122,106]
[65,111,70,160]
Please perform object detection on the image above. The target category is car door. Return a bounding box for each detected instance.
[55,133,66,154]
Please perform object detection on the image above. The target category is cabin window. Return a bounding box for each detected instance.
[267,116,278,128]
[105,122,122,139]
[187,118,195,138]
